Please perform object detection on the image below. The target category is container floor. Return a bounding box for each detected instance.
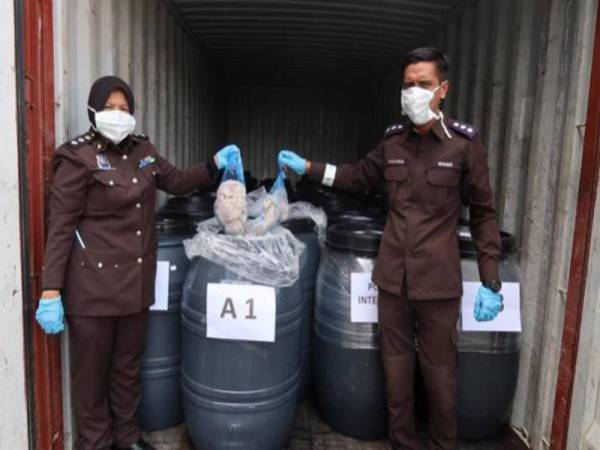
[141,396,525,449]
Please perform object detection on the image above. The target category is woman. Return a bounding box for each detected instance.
[35,76,238,450]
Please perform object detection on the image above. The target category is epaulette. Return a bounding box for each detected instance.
[448,120,478,140]
[67,131,96,149]
[384,123,406,138]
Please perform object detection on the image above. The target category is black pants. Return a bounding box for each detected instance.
[68,311,148,450]
[378,289,459,450]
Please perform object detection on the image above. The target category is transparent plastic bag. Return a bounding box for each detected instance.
[246,169,290,236]
[214,151,247,235]
[184,218,305,287]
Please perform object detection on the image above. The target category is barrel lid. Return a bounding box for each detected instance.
[326,223,383,256]
[282,217,317,234]
[458,224,517,257]
[327,210,385,227]
[155,212,193,235]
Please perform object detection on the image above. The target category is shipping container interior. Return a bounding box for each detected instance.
[52,0,597,448]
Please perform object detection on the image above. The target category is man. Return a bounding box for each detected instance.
[279,47,503,449]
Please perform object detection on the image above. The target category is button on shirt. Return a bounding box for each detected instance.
[42,133,218,316]
[308,118,501,300]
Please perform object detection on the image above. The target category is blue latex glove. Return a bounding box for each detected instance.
[35,297,65,334]
[474,286,503,322]
[278,150,307,175]
[214,145,241,170]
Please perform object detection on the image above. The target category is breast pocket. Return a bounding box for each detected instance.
[426,166,462,211]
[384,164,410,209]
[86,170,127,213]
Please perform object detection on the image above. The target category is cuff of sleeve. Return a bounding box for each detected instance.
[307,162,326,182]
[42,272,64,291]
[478,258,499,284]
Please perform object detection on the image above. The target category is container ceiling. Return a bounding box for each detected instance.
[171,0,459,87]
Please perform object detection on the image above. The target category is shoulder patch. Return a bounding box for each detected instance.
[67,131,96,149]
[383,123,406,139]
[448,120,479,140]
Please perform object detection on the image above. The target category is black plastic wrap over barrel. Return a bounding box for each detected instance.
[313,223,387,439]
[457,225,520,440]
[181,254,303,449]
[138,214,193,431]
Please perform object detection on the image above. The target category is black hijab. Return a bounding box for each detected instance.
[87,76,135,127]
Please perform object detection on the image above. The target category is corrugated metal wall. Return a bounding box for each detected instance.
[53,0,226,207]
[226,86,363,180]
[367,0,596,447]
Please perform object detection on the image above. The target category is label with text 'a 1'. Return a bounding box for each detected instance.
[206,283,277,342]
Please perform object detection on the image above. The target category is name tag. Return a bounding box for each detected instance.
[139,156,156,169]
[206,283,276,342]
[96,154,112,170]
[387,158,406,166]
[437,161,455,168]
[351,273,379,323]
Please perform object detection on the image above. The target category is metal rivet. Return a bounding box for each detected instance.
[80,262,85,267]
[122,154,128,160]
[136,230,142,236]
[97,144,102,149]
[84,135,91,140]
[132,177,138,184]
[136,203,141,209]
[137,257,143,264]
[71,140,78,145]
[152,171,156,176]
[109,180,115,186]
[97,262,103,268]
[460,124,467,129]
[467,128,474,133]
[78,137,85,143]
[114,264,119,269]
[453,122,460,127]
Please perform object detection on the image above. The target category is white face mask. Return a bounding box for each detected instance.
[88,106,136,145]
[401,85,441,126]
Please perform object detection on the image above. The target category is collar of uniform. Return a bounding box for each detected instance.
[409,118,447,141]
[92,133,133,155]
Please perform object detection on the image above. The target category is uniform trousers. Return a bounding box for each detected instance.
[68,311,148,450]
[378,288,459,450]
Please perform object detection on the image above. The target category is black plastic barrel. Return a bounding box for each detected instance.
[457,225,520,440]
[138,214,193,431]
[160,191,215,226]
[282,218,321,400]
[181,251,303,449]
[313,223,387,439]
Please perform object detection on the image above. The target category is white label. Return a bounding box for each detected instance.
[151,260,170,311]
[206,283,276,342]
[461,282,522,332]
[351,273,379,323]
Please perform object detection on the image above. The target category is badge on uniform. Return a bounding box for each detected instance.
[138,156,156,169]
[96,154,112,170]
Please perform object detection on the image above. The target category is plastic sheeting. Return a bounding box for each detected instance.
[184,219,305,287]
[314,247,378,350]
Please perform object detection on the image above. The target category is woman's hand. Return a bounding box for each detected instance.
[36,291,65,334]
[214,145,241,170]
[41,289,60,299]
[278,150,308,175]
